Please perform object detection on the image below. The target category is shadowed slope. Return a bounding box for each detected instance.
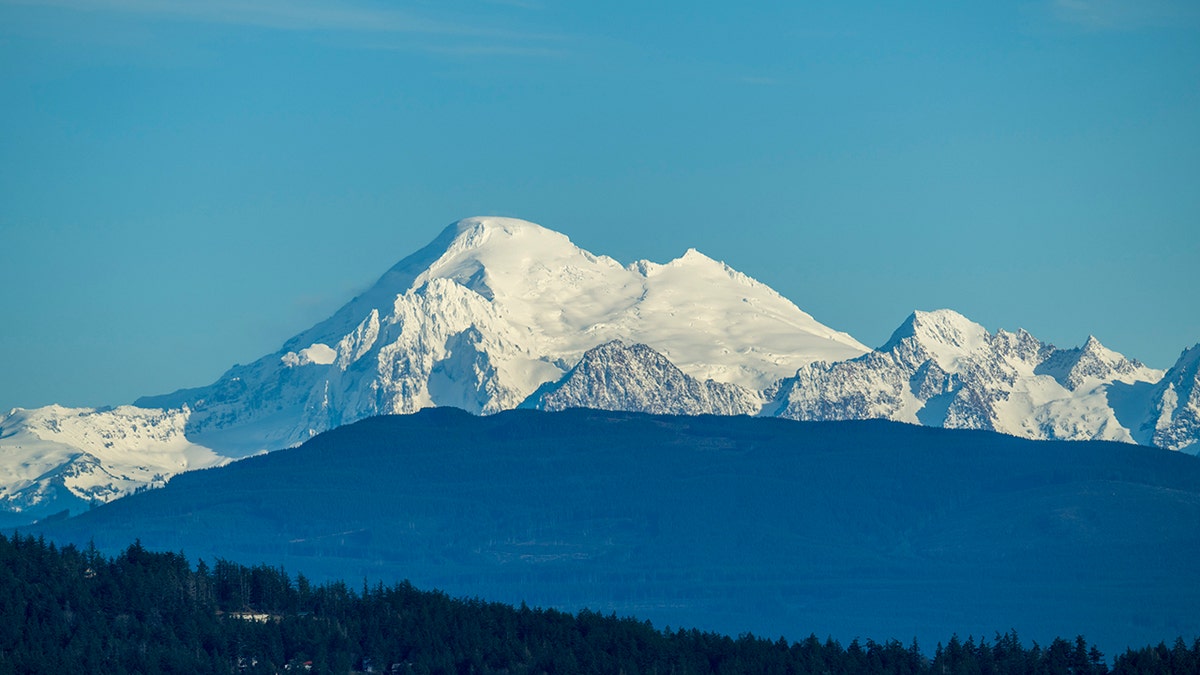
[28,409,1200,656]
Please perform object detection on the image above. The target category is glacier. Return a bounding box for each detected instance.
[1,216,1196,522]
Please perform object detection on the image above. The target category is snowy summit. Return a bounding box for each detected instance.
[0,216,1196,523]
[131,217,869,455]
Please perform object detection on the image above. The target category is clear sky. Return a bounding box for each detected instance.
[1,1,1198,413]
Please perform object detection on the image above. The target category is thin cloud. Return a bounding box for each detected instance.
[4,0,567,50]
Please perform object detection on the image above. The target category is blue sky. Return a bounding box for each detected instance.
[1,0,1198,412]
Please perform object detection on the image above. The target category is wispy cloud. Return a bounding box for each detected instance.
[4,0,567,53]
[1051,0,1199,30]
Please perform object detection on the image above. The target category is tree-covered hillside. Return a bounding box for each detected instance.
[28,409,1200,655]
[3,533,1197,674]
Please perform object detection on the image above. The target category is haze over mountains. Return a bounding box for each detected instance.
[1,217,1198,522]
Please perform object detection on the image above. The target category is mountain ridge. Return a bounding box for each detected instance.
[526,340,761,416]
[1,216,1196,522]
[774,308,1167,443]
[25,408,1200,657]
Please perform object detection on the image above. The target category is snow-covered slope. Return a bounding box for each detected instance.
[0,405,226,521]
[1,216,868,519]
[133,217,868,455]
[526,340,760,416]
[2,217,1195,522]
[1143,345,1200,452]
[771,309,1165,443]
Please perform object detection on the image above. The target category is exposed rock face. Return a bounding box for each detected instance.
[771,310,1165,444]
[1145,345,1200,452]
[528,341,761,416]
[0,217,869,520]
[2,218,1197,523]
[1036,335,1159,391]
[132,217,866,456]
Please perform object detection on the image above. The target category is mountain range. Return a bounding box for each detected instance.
[1,216,1197,522]
[25,408,1200,657]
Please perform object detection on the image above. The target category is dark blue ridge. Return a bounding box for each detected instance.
[26,408,1200,658]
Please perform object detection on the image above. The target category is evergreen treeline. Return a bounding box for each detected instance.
[2,533,1197,674]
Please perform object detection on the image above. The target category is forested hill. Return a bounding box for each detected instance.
[27,409,1200,655]
[2,533,1197,674]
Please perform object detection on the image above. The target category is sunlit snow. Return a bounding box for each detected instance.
[2,216,1197,522]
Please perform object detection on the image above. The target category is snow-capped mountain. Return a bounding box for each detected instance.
[0,217,867,518]
[1,217,1196,522]
[770,309,1165,443]
[1144,345,1200,452]
[0,405,226,522]
[131,217,867,457]
[1037,335,1160,391]
[526,340,761,416]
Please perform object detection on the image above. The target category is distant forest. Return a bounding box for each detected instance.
[1,533,1196,675]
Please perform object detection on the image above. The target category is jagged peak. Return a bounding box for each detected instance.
[995,327,1038,342]
[1147,344,1200,453]
[630,248,725,275]
[1035,334,1162,390]
[569,341,680,372]
[1059,335,1150,368]
[912,308,982,328]
[584,338,630,353]
[578,340,667,361]
[1168,343,1200,373]
[1158,344,1200,395]
[530,339,761,416]
[881,309,988,353]
[1069,335,1147,368]
[631,247,788,311]
[672,248,747,279]
[1073,335,1128,363]
[676,247,717,264]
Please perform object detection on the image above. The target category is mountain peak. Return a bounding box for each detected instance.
[1176,343,1200,372]
[676,248,716,264]
[413,216,609,302]
[1077,335,1127,362]
[440,216,564,249]
[453,215,545,232]
[629,247,727,278]
[882,309,988,359]
[430,216,584,270]
[912,308,981,330]
[10,215,1193,526]
[1146,343,1200,453]
[136,215,870,447]
[528,340,760,416]
[1033,333,1161,392]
